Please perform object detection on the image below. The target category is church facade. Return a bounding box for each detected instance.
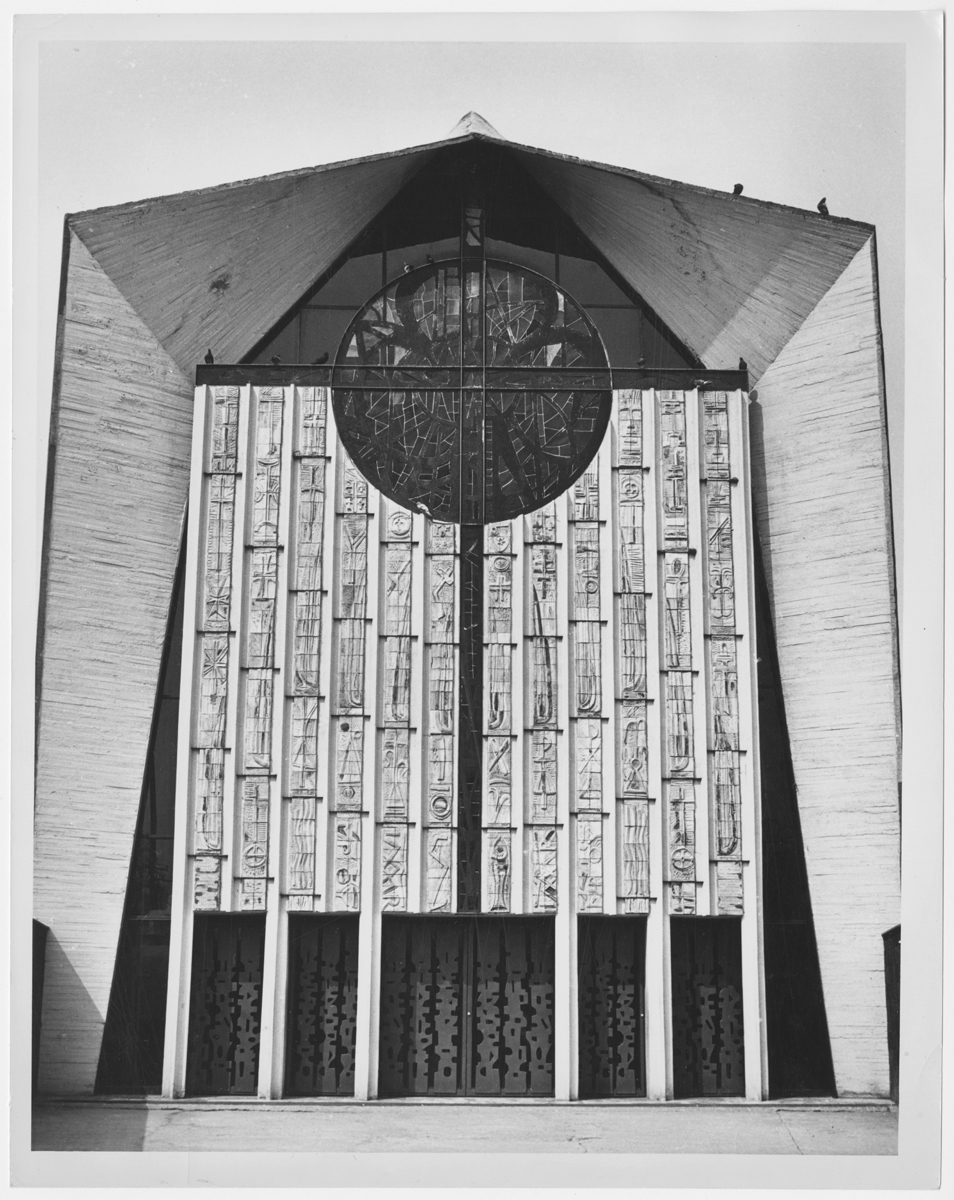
[34,115,900,1103]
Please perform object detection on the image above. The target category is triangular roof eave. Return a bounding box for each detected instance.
[65,127,873,236]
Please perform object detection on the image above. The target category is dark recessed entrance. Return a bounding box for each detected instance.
[578,916,647,1097]
[186,914,265,1096]
[379,915,555,1097]
[670,917,745,1098]
[285,914,360,1096]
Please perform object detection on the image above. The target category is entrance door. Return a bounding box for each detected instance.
[670,917,745,1097]
[578,916,647,1097]
[379,916,555,1096]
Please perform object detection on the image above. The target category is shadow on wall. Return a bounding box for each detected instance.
[34,930,108,1096]
[33,929,148,1149]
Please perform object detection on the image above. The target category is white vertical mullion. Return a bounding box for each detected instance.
[554,502,574,1102]
[353,480,381,1100]
[597,443,616,915]
[510,518,525,915]
[642,389,667,1100]
[685,389,710,916]
[407,513,426,914]
[163,385,208,1098]
[314,405,337,911]
[259,385,295,1099]
[223,384,252,913]
[735,391,768,1099]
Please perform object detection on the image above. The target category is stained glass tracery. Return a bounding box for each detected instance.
[333,260,612,524]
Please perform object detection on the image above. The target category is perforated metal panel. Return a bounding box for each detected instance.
[670,917,745,1097]
[379,916,554,1096]
[578,917,646,1097]
[284,915,359,1096]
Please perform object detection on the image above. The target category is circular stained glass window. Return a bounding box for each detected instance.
[332,259,612,524]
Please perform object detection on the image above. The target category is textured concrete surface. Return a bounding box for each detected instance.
[32,1097,897,1155]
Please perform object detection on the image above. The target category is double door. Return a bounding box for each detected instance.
[379,915,555,1096]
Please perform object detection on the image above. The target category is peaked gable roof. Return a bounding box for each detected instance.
[66,123,874,382]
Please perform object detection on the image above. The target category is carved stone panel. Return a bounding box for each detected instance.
[663,553,692,669]
[486,550,513,641]
[576,815,603,912]
[381,728,410,821]
[287,793,317,896]
[289,696,319,797]
[429,644,455,733]
[616,389,643,468]
[244,670,274,772]
[427,554,456,642]
[660,394,688,545]
[333,720,364,811]
[425,827,453,913]
[486,736,512,826]
[529,544,557,636]
[667,782,696,914]
[666,671,694,778]
[619,797,650,914]
[574,718,602,810]
[572,523,600,621]
[209,386,240,474]
[333,813,362,912]
[530,827,558,913]
[486,644,511,734]
[618,700,649,798]
[381,823,408,912]
[238,779,269,910]
[529,730,557,824]
[203,474,236,630]
[485,831,512,912]
[573,622,601,717]
[617,470,645,594]
[572,466,600,521]
[251,389,284,546]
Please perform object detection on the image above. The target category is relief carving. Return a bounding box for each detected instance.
[487,833,511,912]
[703,393,730,479]
[668,782,696,882]
[334,720,364,810]
[381,728,410,820]
[573,622,601,716]
[487,644,511,733]
[575,718,602,809]
[429,644,455,733]
[333,814,361,911]
[204,474,235,629]
[209,386,239,473]
[293,591,322,694]
[666,672,694,776]
[425,828,453,912]
[298,387,327,458]
[663,553,692,669]
[486,736,512,825]
[616,389,643,467]
[573,523,600,620]
[194,748,224,853]
[244,671,273,771]
[660,396,688,544]
[427,556,455,641]
[572,468,600,521]
[618,594,647,700]
[251,391,283,545]
[288,794,316,894]
[530,729,557,823]
[381,823,408,911]
[530,827,558,912]
[576,815,603,912]
[289,695,319,796]
[247,548,277,669]
[617,470,645,594]
[619,701,649,797]
[193,854,221,911]
[620,797,650,912]
[487,553,512,640]
[240,779,269,878]
[341,456,368,514]
[427,735,454,825]
[295,460,325,592]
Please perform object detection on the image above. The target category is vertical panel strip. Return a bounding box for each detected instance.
[482,522,514,912]
[423,521,457,911]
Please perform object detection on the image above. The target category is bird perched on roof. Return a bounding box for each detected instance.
[692,379,712,390]
[271,355,282,365]
[403,263,413,274]
[733,183,744,196]
[738,357,748,372]
[313,351,329,365]
[817,197,829,215]
[636,356,646,368]
[204,348,214,365]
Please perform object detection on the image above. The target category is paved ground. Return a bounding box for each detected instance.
[32,1097,897,1156]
